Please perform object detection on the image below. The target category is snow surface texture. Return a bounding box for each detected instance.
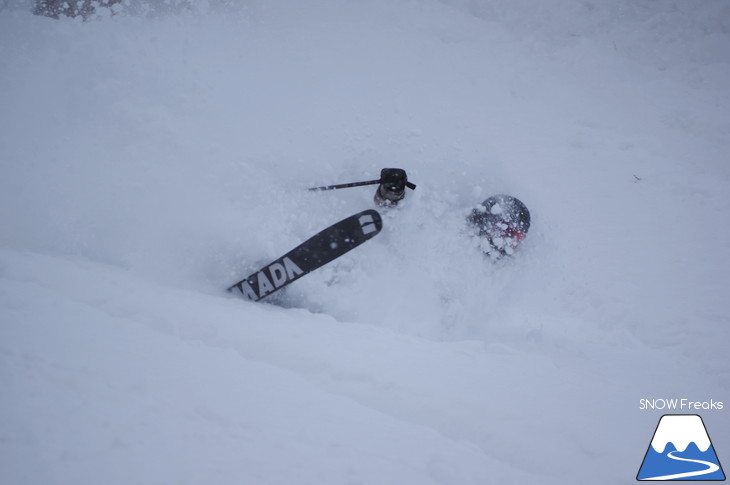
[2,0,729,484]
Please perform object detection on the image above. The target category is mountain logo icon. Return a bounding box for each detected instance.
[637,414,725,481]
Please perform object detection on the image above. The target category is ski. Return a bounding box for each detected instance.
[228,209,383,301]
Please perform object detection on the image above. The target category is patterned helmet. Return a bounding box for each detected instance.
[467,195,530,254]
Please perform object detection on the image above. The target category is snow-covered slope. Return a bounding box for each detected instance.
[2,1,729,483]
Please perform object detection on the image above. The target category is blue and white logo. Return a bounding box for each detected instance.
[637,414,725,481]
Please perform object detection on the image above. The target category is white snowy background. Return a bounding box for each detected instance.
[1,0,729,483]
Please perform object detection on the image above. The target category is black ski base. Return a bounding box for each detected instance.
[228,209,382,301]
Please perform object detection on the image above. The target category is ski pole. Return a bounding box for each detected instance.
[308,179,382,192]
[308,169,416,192]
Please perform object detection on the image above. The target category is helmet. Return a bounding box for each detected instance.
[467,195,530,254]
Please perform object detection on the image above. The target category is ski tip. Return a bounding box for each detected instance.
[357,209,383,237]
